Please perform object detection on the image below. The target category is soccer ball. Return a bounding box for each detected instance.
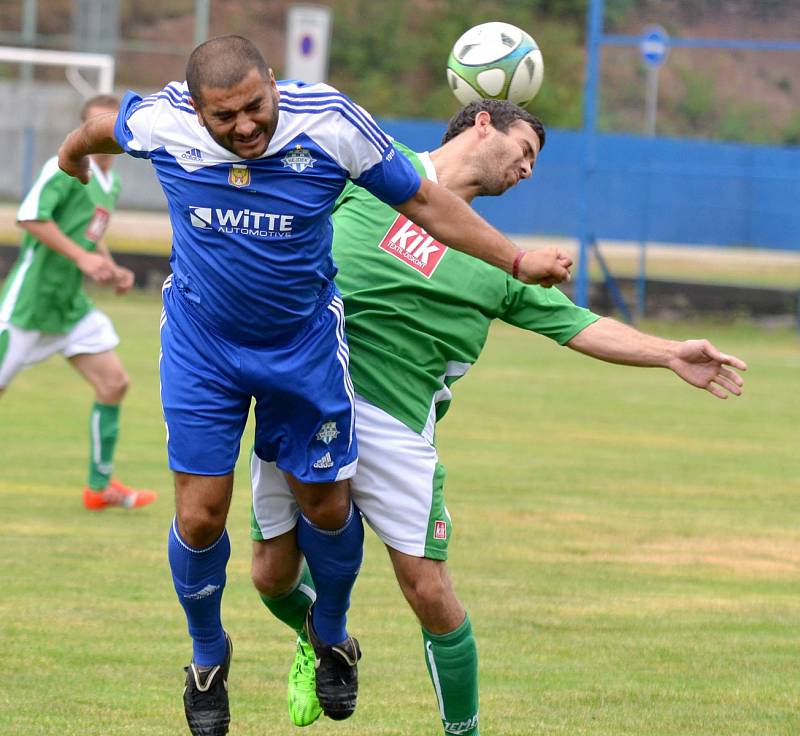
[446,22,544,107]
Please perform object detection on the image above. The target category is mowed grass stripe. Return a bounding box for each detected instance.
[0,289,797,735]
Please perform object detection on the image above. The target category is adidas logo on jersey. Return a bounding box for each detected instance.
[313,452,334,470]
[181,148,203,161]
[378,215,447,278]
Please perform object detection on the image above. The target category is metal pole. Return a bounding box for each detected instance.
[21,0,38,197]
[21,0,37,82]
[638,66,660,318]
[575,0,604,308]
[643,65,659,136]
[194,0,210,47]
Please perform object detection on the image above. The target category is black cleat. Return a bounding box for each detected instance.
[304,607,361,721]
[183,634,233,736]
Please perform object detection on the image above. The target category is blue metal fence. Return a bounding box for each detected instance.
[379,118,800,252]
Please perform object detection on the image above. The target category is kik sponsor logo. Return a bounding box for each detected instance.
[188,206,294,238]
[85,206,111,243]
[378,215,447,278]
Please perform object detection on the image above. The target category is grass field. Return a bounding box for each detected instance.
[1,289,799,735]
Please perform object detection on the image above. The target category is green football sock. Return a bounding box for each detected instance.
[259,562,316,637]
[87,402,120,490]
[423,614,480,736]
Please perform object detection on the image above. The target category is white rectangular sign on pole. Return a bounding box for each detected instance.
[285,4,332,83]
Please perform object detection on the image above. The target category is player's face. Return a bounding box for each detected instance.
[476,120,540,196]
[193,67,280,159]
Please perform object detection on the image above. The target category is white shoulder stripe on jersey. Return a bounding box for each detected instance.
[0,246,35,323]
[279,93,391,149]
[279,90,390,145]
[279,101,388,155]
[17,157,62,222]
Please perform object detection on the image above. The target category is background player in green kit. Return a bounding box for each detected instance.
[0,95,156,511]
[249,100,747,733]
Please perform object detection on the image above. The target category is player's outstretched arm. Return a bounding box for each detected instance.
[58,112,123,184]
[17,220,115,284]
[566,317,747,399]
[394,178,572,286]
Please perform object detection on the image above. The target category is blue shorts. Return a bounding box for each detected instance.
[159,278,357,482]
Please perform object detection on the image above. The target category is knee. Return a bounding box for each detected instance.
[177,505,226,548]
[251,556,298,598]
[97,369,130,404]
[400,572,449,612]
[300,493,352,531]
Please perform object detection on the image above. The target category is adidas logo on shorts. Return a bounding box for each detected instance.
[313,452,334,470]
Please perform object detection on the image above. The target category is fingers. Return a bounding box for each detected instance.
[703,342,748,371]
[718,352,747,371]
[714,372,742,397]
[718,366,744,388]
[705,383,729,400]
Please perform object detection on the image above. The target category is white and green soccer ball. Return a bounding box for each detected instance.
[446,21,544,107]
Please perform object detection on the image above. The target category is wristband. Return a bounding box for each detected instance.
[511,249,526,280]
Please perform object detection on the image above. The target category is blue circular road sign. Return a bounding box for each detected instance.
[640,25,670,67]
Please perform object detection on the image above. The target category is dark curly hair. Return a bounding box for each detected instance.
[441,99,545,150]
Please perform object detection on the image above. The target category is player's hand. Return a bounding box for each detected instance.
[57,147,91,184]
[669,339,747,399]
[516,246,572,287]
[77,251,116,284]
[113,266,135,294]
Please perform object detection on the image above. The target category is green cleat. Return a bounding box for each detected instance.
[288,635,322,727]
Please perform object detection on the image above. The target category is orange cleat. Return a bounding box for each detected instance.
[83,479,158,510]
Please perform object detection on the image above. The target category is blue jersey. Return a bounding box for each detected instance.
[114,80,421,345]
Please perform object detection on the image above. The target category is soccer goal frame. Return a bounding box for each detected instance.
[0,46,115,193]
[0,45,115,95]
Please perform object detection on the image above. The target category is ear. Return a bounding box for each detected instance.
[474,110,493,138]
[189,95,206,128]
[268,68,280,100]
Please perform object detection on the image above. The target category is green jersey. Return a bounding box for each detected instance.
[332,143,600,435]
[0,157,120,334]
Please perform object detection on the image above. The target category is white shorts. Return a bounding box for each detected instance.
[251,394,452,559]
[0,309,119,388]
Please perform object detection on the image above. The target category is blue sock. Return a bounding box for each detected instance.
[167,518,230,666]
[296,502,363,644]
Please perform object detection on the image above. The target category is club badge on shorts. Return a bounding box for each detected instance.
[315,421,340,445]
[434,520,448,539]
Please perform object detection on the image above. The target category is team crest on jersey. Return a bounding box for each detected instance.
[282,144,316,173]
[228,164,251,188]
[315,421,340,445]
[378,215,448,278]
[433,520,448,540]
